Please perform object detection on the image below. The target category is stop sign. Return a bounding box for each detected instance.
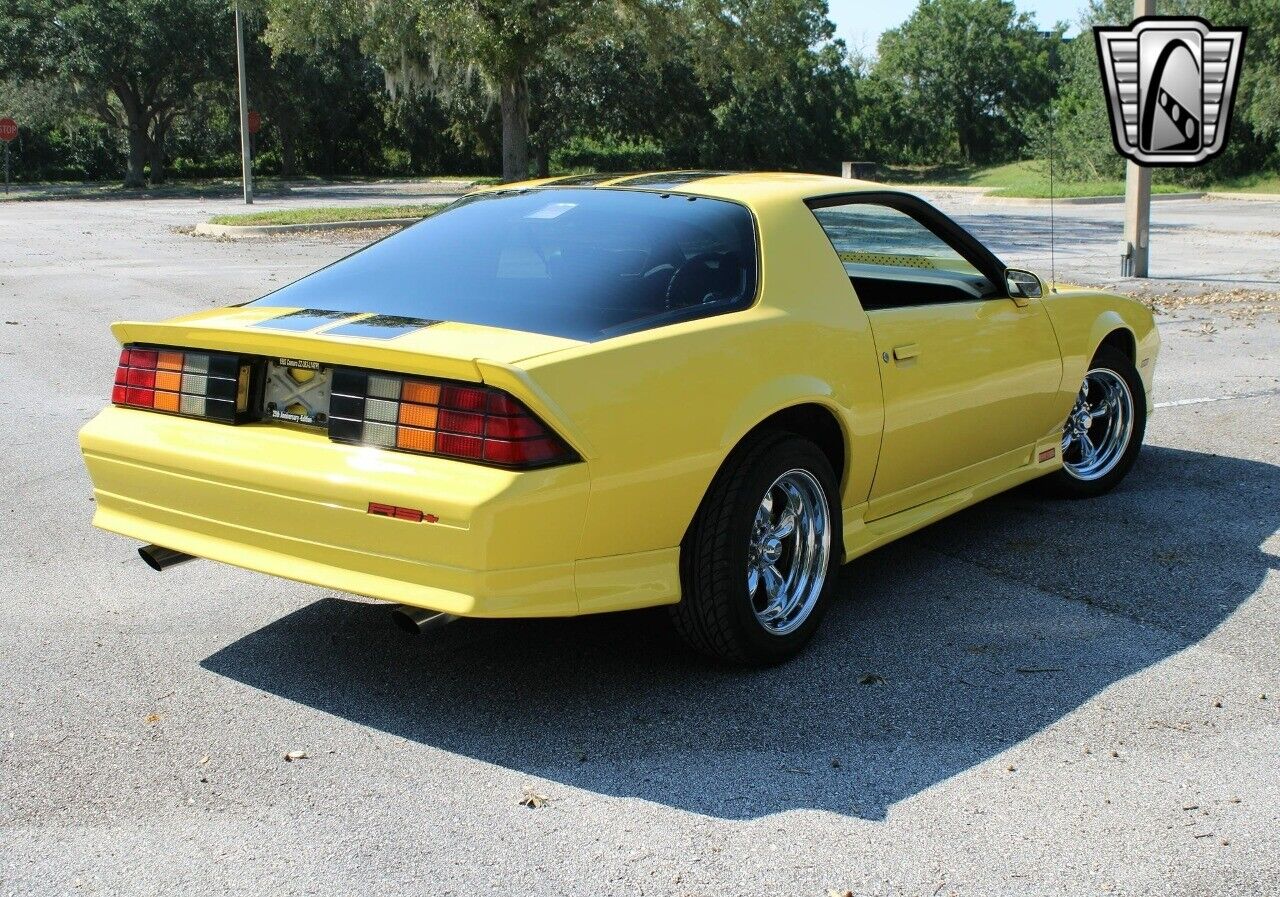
[247,111,262,135]
[0,119,16,142]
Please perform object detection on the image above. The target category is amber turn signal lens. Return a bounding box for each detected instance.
[111,345,249,423]
[327,368,576,469]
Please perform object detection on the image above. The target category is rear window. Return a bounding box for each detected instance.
[252,188,758,342]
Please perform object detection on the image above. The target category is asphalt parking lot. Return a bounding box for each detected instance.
[1,187,1278,896]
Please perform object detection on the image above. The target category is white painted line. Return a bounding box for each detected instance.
[1157,396,1226,408]
[1155,388,1280,409]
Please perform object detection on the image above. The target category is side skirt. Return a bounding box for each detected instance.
[841,437,1064,564]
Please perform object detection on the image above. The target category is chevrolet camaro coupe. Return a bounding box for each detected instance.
[79,171,1159,664]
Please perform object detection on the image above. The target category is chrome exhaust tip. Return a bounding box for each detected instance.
[138,544,196,571]
[390,606,457,635]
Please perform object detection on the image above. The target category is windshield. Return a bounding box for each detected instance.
[252,188,758,342]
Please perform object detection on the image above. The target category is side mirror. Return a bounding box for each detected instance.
[1005,269,1043,302]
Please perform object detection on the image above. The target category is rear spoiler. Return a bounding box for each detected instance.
[113,315,484,384]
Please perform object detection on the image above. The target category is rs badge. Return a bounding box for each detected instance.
[1094,17,1246,167]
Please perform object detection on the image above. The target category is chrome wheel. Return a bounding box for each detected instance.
[1062,367,1135,481]
[747,469,831,636]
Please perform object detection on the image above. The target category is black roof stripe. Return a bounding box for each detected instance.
[610,171,736,188]
[531,170,739,189]
[541,172,629,186]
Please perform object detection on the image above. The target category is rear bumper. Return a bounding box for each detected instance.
[80,407,677,617]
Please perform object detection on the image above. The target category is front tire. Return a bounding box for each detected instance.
[1046,344,1146,498]
[671,432,841,665]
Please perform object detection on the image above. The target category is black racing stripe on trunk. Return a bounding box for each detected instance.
[253,309,362,331]
[321,315,442,340]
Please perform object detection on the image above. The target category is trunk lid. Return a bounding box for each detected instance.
[112,305,583,383]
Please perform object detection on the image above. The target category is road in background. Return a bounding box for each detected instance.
[1,191,1277,896]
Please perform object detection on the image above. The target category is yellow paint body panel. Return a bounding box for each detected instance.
[79,172,1159,617]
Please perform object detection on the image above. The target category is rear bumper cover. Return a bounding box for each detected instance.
[80,407,678,617]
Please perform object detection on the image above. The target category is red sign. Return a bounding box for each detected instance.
[247,111,262,135]
[0,119,16,142]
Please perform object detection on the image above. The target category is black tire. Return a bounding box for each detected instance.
[670,432,841,665]
[1045,344,1147,499]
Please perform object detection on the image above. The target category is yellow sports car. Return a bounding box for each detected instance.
[79,172,1159,664]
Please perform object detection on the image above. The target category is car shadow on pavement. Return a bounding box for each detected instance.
[202,445,1278,821]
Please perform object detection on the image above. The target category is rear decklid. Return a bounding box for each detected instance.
[113,305,584,382]
[82,303,593,612]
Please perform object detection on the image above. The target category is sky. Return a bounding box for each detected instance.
[827,0,1088,56]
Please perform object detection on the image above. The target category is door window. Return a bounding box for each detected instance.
[810,202,996,309]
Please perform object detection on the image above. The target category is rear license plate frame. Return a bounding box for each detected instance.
[262,357,333,428]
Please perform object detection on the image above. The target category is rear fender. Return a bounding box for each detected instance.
[476,359,599,460]
[718,376,851,481]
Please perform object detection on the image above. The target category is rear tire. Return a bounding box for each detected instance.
[671,432,841,665]
[1046,345,1146,498]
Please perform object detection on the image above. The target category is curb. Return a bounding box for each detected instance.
[194,217,423,238]
[978,191,1205,206]
[881,184,1214,205]
[901,185,993,193]
[1205,191,1280,202]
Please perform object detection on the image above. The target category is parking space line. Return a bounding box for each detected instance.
[1155,388,1280,409]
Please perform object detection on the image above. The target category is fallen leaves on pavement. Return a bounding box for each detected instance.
[1132,288,1280,322]
[519,786,551,809]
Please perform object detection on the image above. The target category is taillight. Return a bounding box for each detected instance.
[327,369,576,469]
[112,346,251,422]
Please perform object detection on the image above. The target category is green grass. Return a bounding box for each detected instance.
[208,203,444,226]
[1199,171,1280,194]
[967,161,1189,197]
[882,160,1184,198]
[0,174,493,203]
[0,176,300,202]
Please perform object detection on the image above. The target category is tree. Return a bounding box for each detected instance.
[1029,1,1124,182]
[0,73,123,180]
[1202,0,1279,145]
[529,36,675,175]
[2,0,229,186]
[679,0,854,170]
[1043,0,1278,183]
[875,0,1059,164]
[260,0,650,182]
[430,1,636,181]
[252,38,391,176]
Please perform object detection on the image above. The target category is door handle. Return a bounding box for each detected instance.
[892,343,919,361]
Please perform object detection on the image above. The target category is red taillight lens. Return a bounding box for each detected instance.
[327,369,577,469]
[111,345,250,422]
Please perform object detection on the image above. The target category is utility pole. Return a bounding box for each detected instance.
[1122,0,1154,277]
[234,2,254,204]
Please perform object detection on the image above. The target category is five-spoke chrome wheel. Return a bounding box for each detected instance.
[1062,367,1135,481]
[747,469,831,635]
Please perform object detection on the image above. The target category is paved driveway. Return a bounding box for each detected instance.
[1,191,1277,896]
